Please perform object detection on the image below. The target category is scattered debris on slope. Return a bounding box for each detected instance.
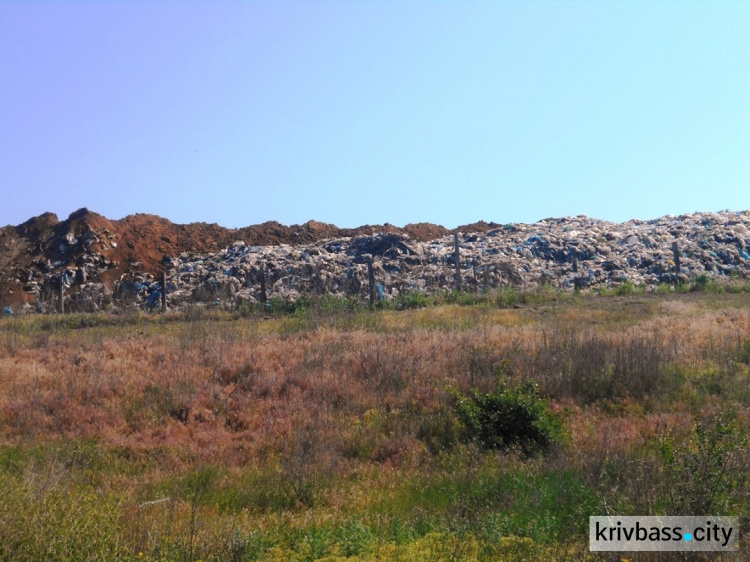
[1,209,748,313]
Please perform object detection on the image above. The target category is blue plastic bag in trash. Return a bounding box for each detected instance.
[146,290,161,306]
[376,283,385,301]
[3,306,13,316]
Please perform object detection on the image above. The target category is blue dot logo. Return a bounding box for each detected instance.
[684,533,693,542]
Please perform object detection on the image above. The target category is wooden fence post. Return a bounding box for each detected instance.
[161,272,167,312]
[259,262,267,304]
[58,276,65,314]
[672,242,681,279]
[368,258,376,308]
[454,232,462,291]
[57,273,65,314]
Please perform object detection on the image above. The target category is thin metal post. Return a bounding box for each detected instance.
[161,272,167,312]
[672,242,680,279]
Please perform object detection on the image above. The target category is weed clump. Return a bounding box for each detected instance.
[739,340,750,365]
[396,290,431,310]
[661,411,749,514]
[452,381,563,456]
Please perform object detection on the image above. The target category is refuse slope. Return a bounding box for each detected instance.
[1,209,748,312]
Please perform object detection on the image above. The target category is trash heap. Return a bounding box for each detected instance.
[16,259,116,314]
[107,211,750,310]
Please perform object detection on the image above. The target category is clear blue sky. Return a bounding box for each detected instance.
[1,1,748,229]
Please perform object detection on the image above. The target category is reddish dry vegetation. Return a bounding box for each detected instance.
[0,293,748,560]
[0,294,748,469]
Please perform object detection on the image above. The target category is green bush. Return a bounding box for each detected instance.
[440,290,492,307]
[614,281,636,296]
[495,288,520,308]
[691,273,722,293]
[655,283,673,294]
[452,381,563,456]
[661,411,748,514]
[396,290,431,310]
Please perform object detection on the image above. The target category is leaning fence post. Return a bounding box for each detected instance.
[368,258,376,308]
[58,275,65,314]
[259,262,267,304]
[454,232,462,291]
[672,242,681,280]
[161,272,167,312]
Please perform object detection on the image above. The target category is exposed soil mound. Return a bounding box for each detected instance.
[0,209,446,307]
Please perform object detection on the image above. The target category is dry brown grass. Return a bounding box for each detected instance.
[1,295,748,465]
[0,292,748,560]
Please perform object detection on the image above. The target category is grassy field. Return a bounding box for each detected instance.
[0,289,748,561]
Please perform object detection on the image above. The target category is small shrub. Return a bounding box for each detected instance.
[396,290,430,310]
[675,281,692,293]
[522,284,565,305]
[691,273,722,293]
[495,288,520,308]
[440,290,491,307]
[596,286,615,297]
[452,381,563,456]
[725,279,750,293]
[614,281,635,296]
[661,411,748,514]
[654,283,673,294]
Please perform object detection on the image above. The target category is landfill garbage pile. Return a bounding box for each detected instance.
[118,211,750,310]
[2,210,748,312]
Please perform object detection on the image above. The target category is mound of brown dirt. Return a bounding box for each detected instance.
[0,209,448,307]
[455,220,506,233]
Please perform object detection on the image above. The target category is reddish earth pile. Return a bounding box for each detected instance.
[1,208,486,307]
